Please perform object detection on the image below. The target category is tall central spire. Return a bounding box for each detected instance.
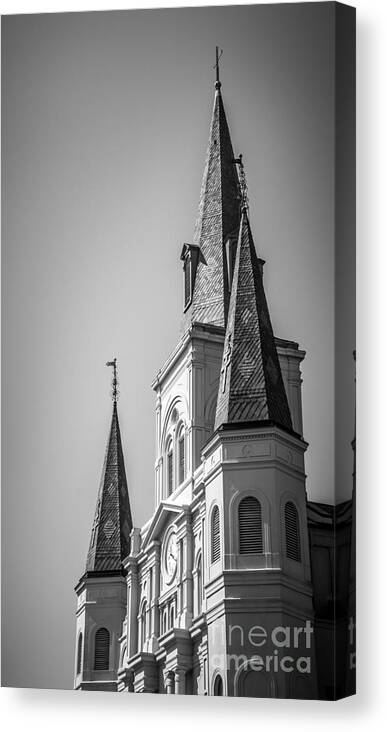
[182,55,241,329]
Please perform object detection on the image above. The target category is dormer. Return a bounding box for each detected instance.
[180,243,201,311]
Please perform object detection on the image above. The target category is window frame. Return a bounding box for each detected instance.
[213,673,224,696]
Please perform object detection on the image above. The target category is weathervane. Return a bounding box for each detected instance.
[106,358,119,402]
[233,153,249,212]
[214,46,223,89]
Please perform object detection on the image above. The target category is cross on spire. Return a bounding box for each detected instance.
[233,153,249,212]
[214,46,223,89]
[106,358,119,402]
[90,496,101,548]
[220,333,233,392]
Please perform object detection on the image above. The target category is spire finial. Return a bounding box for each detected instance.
[106,358,119,403]
[232,153,249,212]
[214,46,223,89]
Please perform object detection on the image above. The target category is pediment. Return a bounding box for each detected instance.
[142,501,182,549]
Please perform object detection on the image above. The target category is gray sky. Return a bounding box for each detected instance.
[2,3,355,690]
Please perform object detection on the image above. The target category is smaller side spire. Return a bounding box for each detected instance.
[215,209,293,432]
[85,360,132,573]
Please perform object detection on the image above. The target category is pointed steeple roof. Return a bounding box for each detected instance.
[214,208,293,432]
[182,76,241,329]
[86,398,132,574]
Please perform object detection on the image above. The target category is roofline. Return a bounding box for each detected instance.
[151,321,225,391]
[274,336,305,357]
[201,419,307,458]
[275,336,298,349]
[74,568,127,592]
[217,419,303,441]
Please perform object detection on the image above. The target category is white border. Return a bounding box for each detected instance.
[1,0,387,730]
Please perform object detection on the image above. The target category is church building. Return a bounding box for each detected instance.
[74,57,354,700]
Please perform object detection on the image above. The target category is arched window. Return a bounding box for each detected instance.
[197,554,203,615]
[238,497,263,554]
[162,608,168,635]
[178,429,185,485]
[284,501,301,562]
[141,603,148,647]
[94,627,110,670]
[170,603,175,629]
[213,674,223,696]
[166,439,173,496]
[76,632,83,675]
[211,506,221,563]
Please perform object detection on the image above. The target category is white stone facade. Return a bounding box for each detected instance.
[95,324,317,697]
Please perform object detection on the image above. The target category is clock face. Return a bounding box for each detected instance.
[164,532,177,583]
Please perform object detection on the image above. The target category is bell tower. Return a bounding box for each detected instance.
[153,56,243,512]
[202,204,317,698]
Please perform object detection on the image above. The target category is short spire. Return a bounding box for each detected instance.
[214,46,223,89]
[85,361,132,574]
[214,209,293,432]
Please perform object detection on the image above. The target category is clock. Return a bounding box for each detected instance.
[164,532,177,584]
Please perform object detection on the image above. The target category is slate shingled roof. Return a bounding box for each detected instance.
[214,209,293,432]
[86,403,132,573]
[182,82,241,330]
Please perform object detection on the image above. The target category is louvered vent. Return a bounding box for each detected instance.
[285,501,301,562]
[76,632,83,675]
[211,506,221,563]
[238,497,263,554]
[94,627,110,670]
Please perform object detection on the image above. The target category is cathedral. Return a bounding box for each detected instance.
[74,58,355,700]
